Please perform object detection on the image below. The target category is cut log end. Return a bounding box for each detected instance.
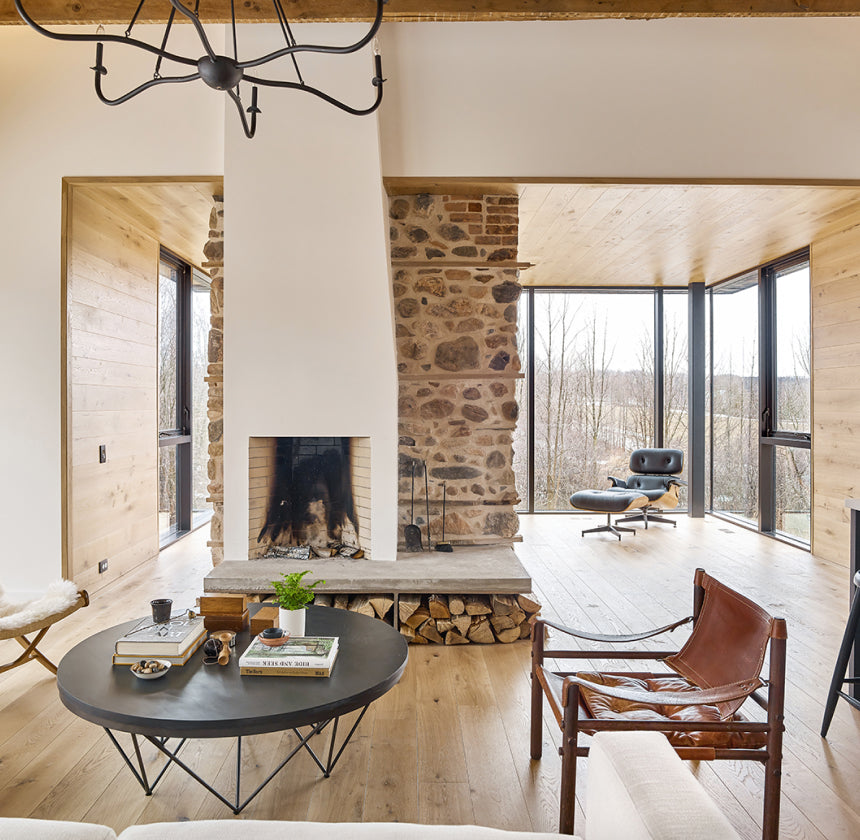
[445,629,469,645]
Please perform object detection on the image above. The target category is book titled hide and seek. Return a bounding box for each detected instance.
[238,636,339,677]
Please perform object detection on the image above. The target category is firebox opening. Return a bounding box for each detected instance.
[249,436,371,560]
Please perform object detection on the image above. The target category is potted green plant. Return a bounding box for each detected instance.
[271,570,325,637]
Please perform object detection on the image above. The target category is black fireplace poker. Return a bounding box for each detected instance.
[435,480,453,553]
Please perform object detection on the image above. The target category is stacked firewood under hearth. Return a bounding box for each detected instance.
[313,592,541,645]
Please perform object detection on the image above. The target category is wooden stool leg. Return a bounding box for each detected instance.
[9,627,58,674]
[821,585,860,737]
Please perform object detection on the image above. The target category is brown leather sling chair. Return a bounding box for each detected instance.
[530,569,787,839]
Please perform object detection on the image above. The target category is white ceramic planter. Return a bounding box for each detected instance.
[278,607,306,637]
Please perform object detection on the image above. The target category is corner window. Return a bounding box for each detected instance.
[158,250,212,547]
[707,250,811,546]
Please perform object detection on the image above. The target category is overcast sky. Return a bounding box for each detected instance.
[529,265,810,377]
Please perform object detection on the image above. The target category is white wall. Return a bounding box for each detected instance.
[0,26,223,595]
[222,25,398,562]
[379,19,860,179]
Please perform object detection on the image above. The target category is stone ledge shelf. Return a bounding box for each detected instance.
[204,545,532,596]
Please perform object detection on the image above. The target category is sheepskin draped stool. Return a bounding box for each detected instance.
[0,581,89,675]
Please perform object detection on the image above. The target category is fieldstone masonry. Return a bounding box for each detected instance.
[205,196,224,566]
[392,194,522,546]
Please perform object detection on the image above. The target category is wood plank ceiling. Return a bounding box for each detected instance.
[70,179,222,268]
[4,0,860,25]
[517,183,860,287]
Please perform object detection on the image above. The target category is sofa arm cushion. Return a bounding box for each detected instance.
[120,821,570,840]
[0,818,116,840]
[585,732,741,840]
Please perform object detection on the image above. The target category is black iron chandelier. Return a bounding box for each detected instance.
[14,0,385,138]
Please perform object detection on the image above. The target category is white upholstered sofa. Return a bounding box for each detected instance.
[0,732,741,840]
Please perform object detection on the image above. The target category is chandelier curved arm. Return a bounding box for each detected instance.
[236,0,383,72]
[165,0,218,62]
[13,0,199,69]
[226,86,259,140]
[94,68,202,107]
[244,54,383,116]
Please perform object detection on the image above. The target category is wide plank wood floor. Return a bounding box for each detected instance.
[1,515,859,837]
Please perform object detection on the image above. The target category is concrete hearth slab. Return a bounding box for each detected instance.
[203,545,532,596]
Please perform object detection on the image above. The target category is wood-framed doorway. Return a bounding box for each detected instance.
[61,176,222,590]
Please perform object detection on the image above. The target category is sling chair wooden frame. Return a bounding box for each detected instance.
[0,589,89,675]
[530,568,787,839]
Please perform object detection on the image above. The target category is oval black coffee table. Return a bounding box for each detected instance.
[58,605,408,813]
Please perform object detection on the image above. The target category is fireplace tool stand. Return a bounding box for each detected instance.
[435,480,453,552]
[404,460,422,551]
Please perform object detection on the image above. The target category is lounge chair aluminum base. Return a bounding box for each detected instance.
[582,513,637,541]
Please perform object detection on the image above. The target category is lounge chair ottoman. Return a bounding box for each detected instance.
[570,489,649,540]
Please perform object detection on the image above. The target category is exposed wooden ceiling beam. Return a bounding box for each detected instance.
[4,0,860,27]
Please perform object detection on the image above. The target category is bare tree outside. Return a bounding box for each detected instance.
[709,276,759,524]
[663,294,689,455]
[773,265,811,540]
[536,294,581,509]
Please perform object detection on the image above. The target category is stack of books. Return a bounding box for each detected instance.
[238,636,339,677]
[112,615,206,666]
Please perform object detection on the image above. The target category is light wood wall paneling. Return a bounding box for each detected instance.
[811,223,860,563]
[66,187,159,589]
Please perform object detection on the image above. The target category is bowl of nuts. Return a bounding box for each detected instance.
[130,659,171,680]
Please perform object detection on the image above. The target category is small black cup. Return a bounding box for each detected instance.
[150,598,173,623]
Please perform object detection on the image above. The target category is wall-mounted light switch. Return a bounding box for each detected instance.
[98,559,108,574]
[99,445,106,463]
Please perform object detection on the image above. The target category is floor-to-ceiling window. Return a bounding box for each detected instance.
[515,288,687,513]
[707,250,811,545]
[158,254,182,542]
[765,255,812,543]
[709,271,760,526]
[158,250,212,547]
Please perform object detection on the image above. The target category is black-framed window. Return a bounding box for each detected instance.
[707,249,811,546]
[515,287,688,514]
[158,249,212,547]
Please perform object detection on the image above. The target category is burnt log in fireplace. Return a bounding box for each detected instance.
[257,437,361,557]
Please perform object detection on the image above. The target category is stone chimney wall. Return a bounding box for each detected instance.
[391,194,522,546]
[204,196,224,566]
